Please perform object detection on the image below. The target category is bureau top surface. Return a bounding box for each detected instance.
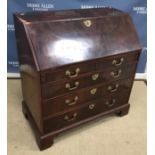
[15,8,124,22]
[15,8,141,71]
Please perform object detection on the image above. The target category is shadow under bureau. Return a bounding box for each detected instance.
[14,8,142,150]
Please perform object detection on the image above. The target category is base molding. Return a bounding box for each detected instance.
[22,101,130,150]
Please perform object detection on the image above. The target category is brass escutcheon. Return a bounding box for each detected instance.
[89,104,96,110]
[92,73,99,81]
[90,88,97,95]
[83,20,92,27]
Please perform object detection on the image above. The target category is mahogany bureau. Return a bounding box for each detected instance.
[14,8,142,150]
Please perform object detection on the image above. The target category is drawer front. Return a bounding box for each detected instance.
[40,52,139,83]
[41,61,97,83]
[43,78,133,117]
[43,91,130,133]
[42,63,136,99]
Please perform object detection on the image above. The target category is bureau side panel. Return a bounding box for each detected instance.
[21,71,43,133]
[14,15,43,133]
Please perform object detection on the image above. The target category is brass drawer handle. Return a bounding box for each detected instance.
[65,81,79,90]
[65,96,78,106]
[92,73,99,81]
[105,99,116,107]
[112,57,124,66]
[90,88,97,95]
[107,84,119,92]
[110,69,122,78]
[64,113,77,122]
[89,103,96,110]
[83,20,92,27]
[65,68,80,78]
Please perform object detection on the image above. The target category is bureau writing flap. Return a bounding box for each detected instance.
[14,8,141,71]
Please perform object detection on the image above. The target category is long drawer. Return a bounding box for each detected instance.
[41,63,136,99]
[40,52,140,83]
[43,91,130,133]
[43,78,133,117]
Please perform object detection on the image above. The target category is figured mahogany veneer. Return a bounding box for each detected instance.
[14,8,142,150]
[40,52,139,83]
[43,78,133,117]
[42,63,137,99]
[43,91,130,133]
